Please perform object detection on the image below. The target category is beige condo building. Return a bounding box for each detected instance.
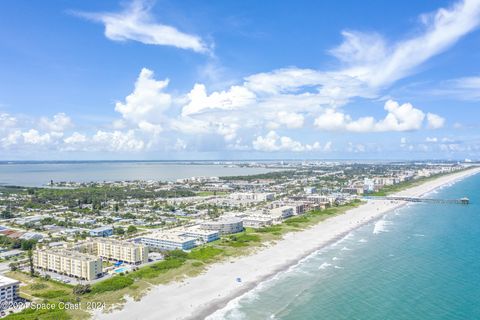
[79,238,148,265]
[33,248,102,281]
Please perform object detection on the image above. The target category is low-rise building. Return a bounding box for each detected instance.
[304,187,317,194]
[201,217,244,235]
[33,248,102,281]
[89,226,113,237]
[19,232,44,241]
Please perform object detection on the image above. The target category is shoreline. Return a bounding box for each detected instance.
[97,167,480,320]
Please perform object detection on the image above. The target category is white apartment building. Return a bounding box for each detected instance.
[242,215,274,228]
[269,206,294,221]
[229,192,275,202]
[34,248,103,281]
[0,275,19,307]
[201,217,244,235]
[139,232,196,251]
[177,226,220,244]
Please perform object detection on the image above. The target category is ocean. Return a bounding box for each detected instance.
[208,173,480,320]
[0,161,277,187]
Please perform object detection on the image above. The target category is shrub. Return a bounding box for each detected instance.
[257,226,283,233]
[91,275,134,294]
[30,283,48,290]
[164,249,188,260]
[73,284,91,295]
[130,258,185,279]
[284,216,309,225]
[225,233,261,247]
[187,247,223,261]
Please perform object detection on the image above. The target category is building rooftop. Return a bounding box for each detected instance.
[0,275,20,287]
[92,237,145,248]
[90,226,113,232]
[40,248,100,262]
[242,215,273,222]
[177,226,219,236]
[202,217,243,225]
[142,231,195,243]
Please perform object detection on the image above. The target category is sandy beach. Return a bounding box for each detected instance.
[97,167,480,320]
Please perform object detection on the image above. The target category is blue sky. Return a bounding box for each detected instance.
[1,0,480,160]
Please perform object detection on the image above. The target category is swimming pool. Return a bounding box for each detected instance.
[114,267,129,273]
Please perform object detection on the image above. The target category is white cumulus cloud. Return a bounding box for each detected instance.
[314,99,433,132]
[115,68,171,127]
[39,113,73,132]
[426,113,446,129]
[92,130,145,152]
[252,131,325,152]
[182,84,256,116]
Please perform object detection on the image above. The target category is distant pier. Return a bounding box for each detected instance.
[364,196,470,205]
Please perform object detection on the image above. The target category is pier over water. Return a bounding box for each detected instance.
[364,196,470,205]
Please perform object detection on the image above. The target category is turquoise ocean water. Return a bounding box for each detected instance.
[209,173,480,320]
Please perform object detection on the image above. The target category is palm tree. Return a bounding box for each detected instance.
[27,249,35,277]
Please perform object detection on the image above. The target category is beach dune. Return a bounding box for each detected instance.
[97,167,480,320]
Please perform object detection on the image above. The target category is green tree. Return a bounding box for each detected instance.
[9,262,18,272]
[21,239,36,251]
[114,227,125,235]
[0,210,13,219]
[127,225,137,234]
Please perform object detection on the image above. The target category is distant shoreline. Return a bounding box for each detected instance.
[97,167,480,320]
[0,162,280,187]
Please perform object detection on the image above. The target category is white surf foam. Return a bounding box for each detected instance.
[373,219,392,234]
[319,262,332,270]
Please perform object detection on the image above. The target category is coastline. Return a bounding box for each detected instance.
[97,167,480,320]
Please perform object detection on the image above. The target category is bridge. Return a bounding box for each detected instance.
[363,196,470,205]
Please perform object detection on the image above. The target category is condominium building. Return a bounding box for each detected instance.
[271,201,306,215]
[229,192,275,202]
[269,206,294,221]
[242,215,274,228]
[177,226,220,244]
[201,217,244,235]
[139,232,196,251]
[0,275,19,307]
[79,238,148,265]
[33,248,102,281]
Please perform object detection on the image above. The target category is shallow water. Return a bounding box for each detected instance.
[208,173,480,320]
